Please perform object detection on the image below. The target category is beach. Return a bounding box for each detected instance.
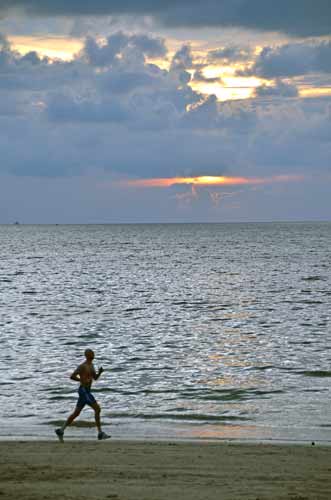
[1,440,330,500]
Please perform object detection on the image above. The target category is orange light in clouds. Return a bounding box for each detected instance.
[122,174,304,188]
[8,36,83,61]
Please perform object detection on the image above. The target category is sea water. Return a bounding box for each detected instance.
[1,223,331,442]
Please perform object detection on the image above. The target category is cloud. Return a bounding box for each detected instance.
[169,45,193,85]
[1,1,331,37]
[174,185,198,207]
[40,35,199,129]
[0,33,10,50]
[46,92,130,123]
[171,45,193,69]
[0,90,24,115]
[245,40,331,78]
[100,69,161,94]
[208,190,239,207]
[254,79,299,98]
[0,29,330,201]
[84,32,166,67]
[193,70,221,84]
[208,45,253,63]
[130,33,167,58]
[0,34,92,91]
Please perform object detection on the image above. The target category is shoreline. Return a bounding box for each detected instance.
[1,439,331,499]
[1,435,331,446]
[2,417,331,446]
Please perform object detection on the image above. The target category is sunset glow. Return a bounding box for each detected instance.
[0,0,329,223]
[189,63,266,100]
[8,36,83,61]
[7,37,329,103]
[122,175,305,188]
[299,87,331,98]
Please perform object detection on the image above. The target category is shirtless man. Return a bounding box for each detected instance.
[55,349,110,442]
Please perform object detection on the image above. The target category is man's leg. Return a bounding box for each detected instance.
[55,406,82,442]
[91,402,102,433]
[91,402,110,440]
[63,406,83,430]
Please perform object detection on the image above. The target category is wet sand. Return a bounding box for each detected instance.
[0,440,330,500]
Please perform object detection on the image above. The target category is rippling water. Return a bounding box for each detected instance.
[1,223,331,441]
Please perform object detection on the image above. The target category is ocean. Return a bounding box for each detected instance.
[1,222,331,442]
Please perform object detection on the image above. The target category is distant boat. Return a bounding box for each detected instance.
[14,221,20,225]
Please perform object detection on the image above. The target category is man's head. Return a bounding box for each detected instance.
[84,348,95,361]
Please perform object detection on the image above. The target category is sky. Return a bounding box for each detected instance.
[0,1,330,223]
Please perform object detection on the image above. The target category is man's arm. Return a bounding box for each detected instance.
[92,366,104,380]
[70,366,81,382]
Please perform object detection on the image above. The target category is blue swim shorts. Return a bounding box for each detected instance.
[76,386,97,409]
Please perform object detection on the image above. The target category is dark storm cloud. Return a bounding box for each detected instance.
[244,40,331,78]
[1,1,331,37]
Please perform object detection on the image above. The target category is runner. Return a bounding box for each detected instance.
[55,349,110,442]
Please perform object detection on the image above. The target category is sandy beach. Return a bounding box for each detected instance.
[0,440,330,500]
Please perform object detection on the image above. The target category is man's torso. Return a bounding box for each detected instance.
[77,362,95,388]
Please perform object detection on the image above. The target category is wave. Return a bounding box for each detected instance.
[298,370,331,377]
[249,365,274,371]
[47,420,97,428]
[106,412,250,422]
[301,276,326,281]
[47,412,249,425]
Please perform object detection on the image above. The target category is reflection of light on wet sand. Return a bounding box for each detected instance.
[179,423,269,440]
